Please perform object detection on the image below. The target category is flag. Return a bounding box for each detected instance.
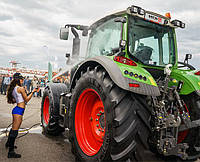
[48,62,52,82]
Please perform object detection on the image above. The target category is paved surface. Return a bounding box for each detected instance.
[0,94,74,162]
[0,94,199,162]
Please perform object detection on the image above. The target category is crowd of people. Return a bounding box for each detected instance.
[0,74,47,97]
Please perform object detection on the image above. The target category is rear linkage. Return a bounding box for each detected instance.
[149,65,200,160]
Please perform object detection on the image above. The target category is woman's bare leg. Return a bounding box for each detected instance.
[12,114,23,130]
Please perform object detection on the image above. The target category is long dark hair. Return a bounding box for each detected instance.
[7,79,22,104]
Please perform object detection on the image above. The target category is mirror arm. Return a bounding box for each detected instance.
[71,27,79,38]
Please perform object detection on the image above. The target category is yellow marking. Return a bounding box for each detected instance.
[149,77,157,86]
[172,79,177,83]
[65,109,67,114]
[198,82,200,86]
[159,116,162,119]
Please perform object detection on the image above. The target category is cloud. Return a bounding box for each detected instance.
[0,32,13,37]
[0,0,199,70]
[0,15,13,21]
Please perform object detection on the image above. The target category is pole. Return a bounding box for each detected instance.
[43,45,52,82]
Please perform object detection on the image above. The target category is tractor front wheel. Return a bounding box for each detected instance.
[41,83,68,135]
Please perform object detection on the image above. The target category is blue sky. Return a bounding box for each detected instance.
[0,0,199,70]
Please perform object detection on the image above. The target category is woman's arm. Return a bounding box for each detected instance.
[19,87,37,103]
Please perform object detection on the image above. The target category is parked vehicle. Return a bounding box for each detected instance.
[41,5,200,161]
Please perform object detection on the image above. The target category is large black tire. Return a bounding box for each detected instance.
[69,66,151,161]
[41,83,68,136]
[181,93,200,158]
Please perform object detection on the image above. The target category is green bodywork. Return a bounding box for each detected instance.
[169,69,200,95]
[69,8,200,96]
[112,56,157,87]
[108,13,200,95]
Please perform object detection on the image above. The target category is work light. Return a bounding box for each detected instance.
[130,5,138,13]
[138,8,145,15]
[130,5,145,16]
[181,23,185,28]
[171,20,185,28]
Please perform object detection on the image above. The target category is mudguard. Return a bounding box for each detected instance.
[70,56,160,96]
[170,69,200,95]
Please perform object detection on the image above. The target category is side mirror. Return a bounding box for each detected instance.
[184,54,192,64]
[60,27,69,40]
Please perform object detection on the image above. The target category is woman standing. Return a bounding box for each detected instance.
[6,73,38,158]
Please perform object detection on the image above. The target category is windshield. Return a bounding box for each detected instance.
[128,16,175,66]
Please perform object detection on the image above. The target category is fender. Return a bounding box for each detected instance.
[70,56,160,96]
[170,69,200,95]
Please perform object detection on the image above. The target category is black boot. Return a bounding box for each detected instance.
[8,150,21,158]
[7,130,21,158]
[5,143,17,149]
[5,129,17,149]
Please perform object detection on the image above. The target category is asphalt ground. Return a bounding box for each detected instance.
[0,94,199,162]
[0,94,75,162]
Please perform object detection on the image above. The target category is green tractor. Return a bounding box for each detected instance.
[41,5,200,161]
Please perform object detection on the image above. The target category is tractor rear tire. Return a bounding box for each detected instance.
[181,93,200,158]
[69,67,151,161]
[41,83,68,136]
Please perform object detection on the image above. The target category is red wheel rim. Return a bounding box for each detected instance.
[75,88,105,156]
[43,96,50,125]
[178,104,189,143]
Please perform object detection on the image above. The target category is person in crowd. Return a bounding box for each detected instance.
[3,74,11,95]
[25,76,32,93]
[0,74,5,94]
[6,73,38,158]
[32,77,38,97]
[23,77,27,90]
[37,79,42,97]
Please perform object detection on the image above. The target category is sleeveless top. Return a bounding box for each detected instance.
[12,86,24,103]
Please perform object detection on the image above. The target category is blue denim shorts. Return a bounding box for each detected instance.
[12,106,25,115]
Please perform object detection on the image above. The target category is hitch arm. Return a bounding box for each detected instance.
[179,119,200,131]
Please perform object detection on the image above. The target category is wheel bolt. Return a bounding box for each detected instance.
[96,118,98,121]
[99,111,102,114]
[96,124,99,127]
[90,117,93,121]
[99,129,101,131]
[97,113,100,116]
[102,129,104,132]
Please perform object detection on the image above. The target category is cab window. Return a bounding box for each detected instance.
[87,18,122,57]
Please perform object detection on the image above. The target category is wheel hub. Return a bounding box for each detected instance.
[75,88,106,156]
[43,96,50,125]
[99,114,105,129]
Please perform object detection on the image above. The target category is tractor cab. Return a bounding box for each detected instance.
[85,6,185,79]
[60,6,184,73]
